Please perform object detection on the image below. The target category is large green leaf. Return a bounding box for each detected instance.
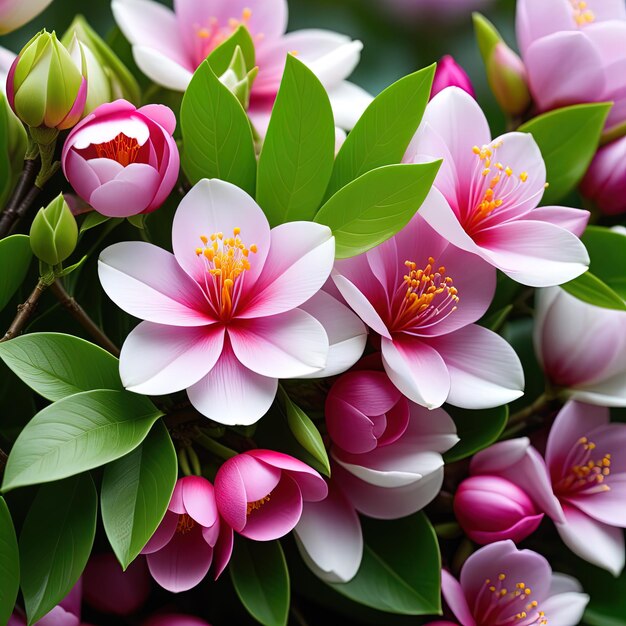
[181,59,256,194]
[328,512,440,615]
[0,235,32,312]
[519,103,611,204]
[206,25,255,77]
[2,390,163,491]
[19,474,97,625]
[580,566,626,626]
[326,64,435,198]
[0,497,19,625]
[444,405,508,463]
[101,421,177,569]
[582,226,626,300]
[315,162,440,258]
[257,55,335,226]
[0,332,122,401]
[561,271,626,312]
[230,537,290,626]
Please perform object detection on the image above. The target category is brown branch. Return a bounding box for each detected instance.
[1,280,48,343]
[0,160,41,238]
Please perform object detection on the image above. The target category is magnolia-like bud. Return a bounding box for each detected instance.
[0,0,53,35]
[7,30,87,130]
[432,55,475,99]
[30,194,78,266]
[0,93,27,206]
[61,16,140,113]
[219,46,258,109]
[454,475,544,545]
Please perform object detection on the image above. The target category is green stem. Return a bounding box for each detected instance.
[507,392,551,426]
[186,445,202,476]
[194,430,237,460]
[178,447,192,476]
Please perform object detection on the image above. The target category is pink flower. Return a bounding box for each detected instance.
[112,0,371,132]
[405,87,590,287]
[431,56,475,100]
[214,450,328,541]
[472,401,626,574]
[9,580,83,626]
[438,541,588,626]
[141,476,233,593]
[98,178,336,425]
[534,287,626,406]
[580,136,626,215]
[454,475,544,545]
[332,212,524,409]
[0,0,53,35]
[516,0,626,132]
[62,100,179,218]
[143,616,211,626]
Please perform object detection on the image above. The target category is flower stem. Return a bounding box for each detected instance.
[507,392,551,426]
[0,158,39,238]
[194,430,237,460]
[0,279,49,343]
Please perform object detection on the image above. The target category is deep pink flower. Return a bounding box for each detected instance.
[62,99,179,218]
[439,541,588,626]
[534,287,626,406]
[431,56,475,100]
[454,475,544,545]
[405,87,590,287]
[98,178,336,425]
[214,450,328,541]
[112,0,371,133]
[141,476,232,593]
[332,211,524,409]
[472,401,626,575]
[143,616,211,626]
[516,0,626,132]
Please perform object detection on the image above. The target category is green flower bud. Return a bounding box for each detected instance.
[61,16,141,112]
[0,93,27,207]
[8,30,87,130]
[219,46,258,110]
[30,194,78,266]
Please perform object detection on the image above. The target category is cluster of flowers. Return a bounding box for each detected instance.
[1,0,626,625]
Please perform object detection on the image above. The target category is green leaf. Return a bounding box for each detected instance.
[230,537,290,626]
[257,55,335,226]
[561,271,626,312]
[328,512,440,615]
[207,25,255,77]
[0,497,19,625]
[582,226,626,300]
[326,65,435,198]
[580,566,626,626]
[315,162,441,258]
[444,405,509,463]
[101,421,177,569]
[519,103,611,204]
[2,390,163,491]
[0,332,122,401]
[181,59,256,194]
[20,474,97,625]
[0,235,32,312]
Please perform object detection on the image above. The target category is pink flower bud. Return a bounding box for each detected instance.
[487,43,530,116]
[431,56,475,100]
[454,475,543,545]
[580,137,626,215]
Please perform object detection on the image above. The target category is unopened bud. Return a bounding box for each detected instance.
[219,46,258,109]
[487,43,531,116]
[432,55,475,100]
[30,194,78,265]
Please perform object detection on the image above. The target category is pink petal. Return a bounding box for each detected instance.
[98,242,214,326]
[85,158,125,186]
[441,569,476,626]
[515,0,574,58]
[36,607,79,626]
[541,574,589,626]
[181,476,218,528]
[64,151,103,202]
[326,397,381,454]
[566,476,626,528]
[525,206,590,237]
[327,370,402,417]
[212,521,234,579]
[148,132,180,211]
[138,104,177,135]
[132,45,194,91]
[141,510,179,554]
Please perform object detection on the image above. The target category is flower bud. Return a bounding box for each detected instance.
[431,55,475,100]
[454,475,543,545]
[30,193,78,265]
[61,16,140,113]
[218,46,258,110]
[486,43,531,116]
[0,0,53,35]
[0,93,27,206]
[7,30,87,130]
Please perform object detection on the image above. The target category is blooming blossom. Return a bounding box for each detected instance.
[98,178,336,425]
[332,211,524,409]
[534,287,626,406]
[112,0,371,133]
[141,476,233,592]
[405,87,590,287]
[472,401,626,574]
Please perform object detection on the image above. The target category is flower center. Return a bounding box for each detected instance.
[392,257,459,331]
[570,0,595,26]
[94,133,141,166]
[176,514,196,535]
[246,494,271,516]
[554,437,612,497]
[195,228,257,319]
[474,575,547,626]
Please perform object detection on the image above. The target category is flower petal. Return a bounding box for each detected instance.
[141,510,179,554]
[441,569,477,626]
[132,45,193,91]
[328,81,373,130]
[525,206,590,237]
[181,476,218,528]
[541,574,589,626]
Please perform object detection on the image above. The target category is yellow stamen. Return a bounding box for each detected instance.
[246,494,271,515]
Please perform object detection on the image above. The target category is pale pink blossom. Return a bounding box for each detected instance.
[431,56,475,100]
[332,212,524,409]
[141,476,233,593]
[112,0,371,132]
[434,541,588,626]
[0,0,53,35]
[62,100,179,218]
[405,88,590,287]
[214,450,327,541]
[472,401,626,575]
[98,178,336,425]
[534,287,626,406]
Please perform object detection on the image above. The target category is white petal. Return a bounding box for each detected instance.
[328,81,373,131]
